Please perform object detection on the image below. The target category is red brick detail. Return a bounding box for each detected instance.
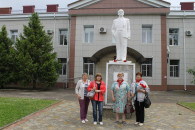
[150,85,195,91]
[69,8,170,15]
[68,0,171,7]
[0,7,12,14]
[84,0,151,9]
[161,15,167,91]
[23,5,35,13]
[47,4,59,12]
[180,2,194,10]
[54,82,67,88]
[150,85,168,91]
[167,85,195,91]
[69,16,76,82]
[68,0,170,15]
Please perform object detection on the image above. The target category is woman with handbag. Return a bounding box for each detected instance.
[75,73,91,124]
[131,72,150,126]
[111,72,131,125]
[87,73,106,125]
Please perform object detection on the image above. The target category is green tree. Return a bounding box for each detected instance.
[188,67,195,84]
[15,13,60,89]
[0,25,15,88]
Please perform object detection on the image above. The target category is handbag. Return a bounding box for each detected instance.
[124,101,134,114]
[87,80,96,98]
[144,92,151,108]
[125,84,134,114]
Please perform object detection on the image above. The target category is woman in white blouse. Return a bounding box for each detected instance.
[131,72,150,126]
[75,73,91,124]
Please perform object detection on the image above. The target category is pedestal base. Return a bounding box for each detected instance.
[105,60,135,105]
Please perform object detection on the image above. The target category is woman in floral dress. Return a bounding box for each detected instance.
[111,72,131,125]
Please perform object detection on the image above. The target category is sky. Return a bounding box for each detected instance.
[0,0,194,11]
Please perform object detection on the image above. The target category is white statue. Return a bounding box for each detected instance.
[112,9,131,62]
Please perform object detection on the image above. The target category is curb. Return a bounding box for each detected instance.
[176,103,195,113]
[1,100,64,130]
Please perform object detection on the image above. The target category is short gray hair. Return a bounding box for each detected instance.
[82,73,88,77]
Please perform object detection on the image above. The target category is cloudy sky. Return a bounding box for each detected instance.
[0,0,194,11]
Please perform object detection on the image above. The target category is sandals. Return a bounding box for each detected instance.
[122,121,127,125]
[114,121,120,124]
[115,121,127,125]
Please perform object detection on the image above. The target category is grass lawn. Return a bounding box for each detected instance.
[178,102,195,111]
[0,97,59,128]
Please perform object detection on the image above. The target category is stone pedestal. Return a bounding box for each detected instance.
[105,60,135,105]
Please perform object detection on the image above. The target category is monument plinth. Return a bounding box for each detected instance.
[105,60,135,105]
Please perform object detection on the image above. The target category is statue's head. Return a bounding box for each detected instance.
[118,9,124,16]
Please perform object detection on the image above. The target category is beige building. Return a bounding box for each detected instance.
[0,0,195,90]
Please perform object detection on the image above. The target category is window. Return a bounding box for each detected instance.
[141,58,153,77]
[58,58,67,75]
[84,25,94,43]
[142,25,152,43]
[83,58,94,75]
[10,30,18,42]
[169,28,179,46]
[59,29,68,45]
[170,60,179,77]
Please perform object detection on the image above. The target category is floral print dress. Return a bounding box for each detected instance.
[111,81,130,113]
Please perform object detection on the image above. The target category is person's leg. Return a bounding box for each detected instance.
[118,31,123,60]
[98,101,103,122]
[122,113,126,122]
[135,100,140,123]
[91,100,97,122]
[84,97,90,119]
[79,99,85,120]
[121,38,127,61]
[115,31,120,60]
[139,102,145,123]
[116,113,119,121]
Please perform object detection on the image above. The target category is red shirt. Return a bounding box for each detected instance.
[87,81,106,101]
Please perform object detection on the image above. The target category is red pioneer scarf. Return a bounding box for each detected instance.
[117,80,124,87]
[136,79,146,88]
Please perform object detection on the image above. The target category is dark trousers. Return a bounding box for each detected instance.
[91,100,103,122]
[135,100,145,123]
[79,96,90,120]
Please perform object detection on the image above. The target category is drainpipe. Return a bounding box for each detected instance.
[53,13,56,50]
[66,17,71,89]
[182,11,187,91]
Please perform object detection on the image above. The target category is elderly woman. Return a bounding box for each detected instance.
[87,73,106,125]
[111,72,131,125]
[131,72,150,126]
[75,73,91,124]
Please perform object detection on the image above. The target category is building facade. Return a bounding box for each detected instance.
[0,0,195,90]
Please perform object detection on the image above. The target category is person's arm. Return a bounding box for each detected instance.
[111,90,115,103]
[145,82,150,93]
[111,83,115,102]
[128,91,130,101]
[126,83,131,101]
[138,81,149,93]
[75,80,81,99]
[127,19,131,39]
[99,82,106,94]
[87,81,93,92]
[112,21,116,39]
[131,83,135,97]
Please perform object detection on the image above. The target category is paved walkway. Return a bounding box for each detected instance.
[5,101,195,130]
[1,89,195,130]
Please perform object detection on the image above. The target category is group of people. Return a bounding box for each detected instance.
[75,72,150,126]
